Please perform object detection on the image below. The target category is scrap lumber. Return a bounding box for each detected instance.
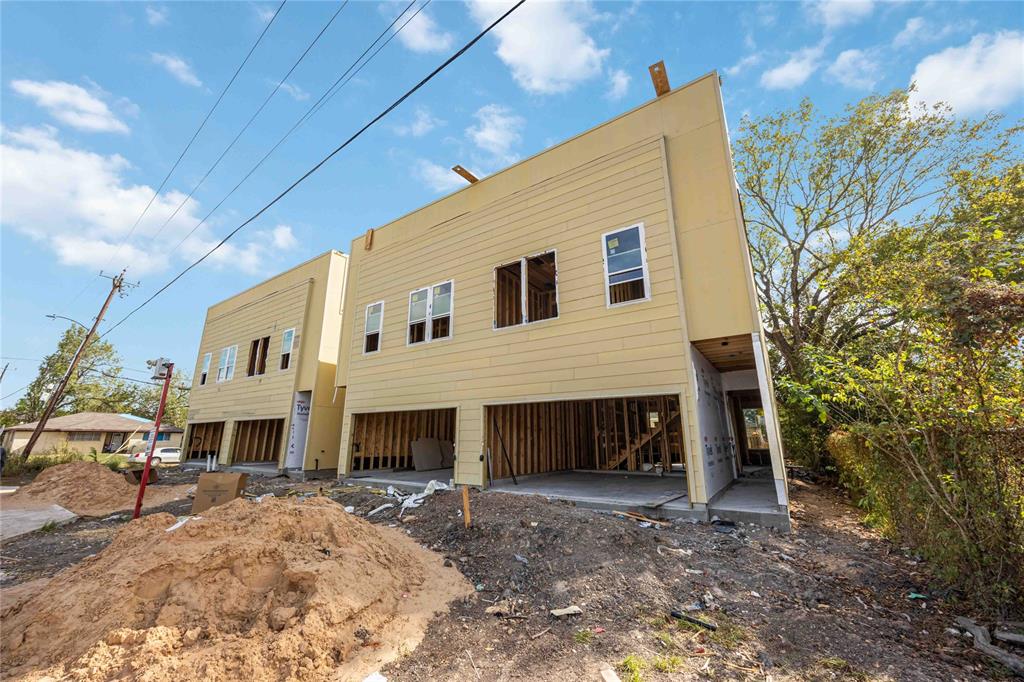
[955,617,1024,675]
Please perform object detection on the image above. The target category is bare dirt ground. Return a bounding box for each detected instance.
[1,467,1018,681]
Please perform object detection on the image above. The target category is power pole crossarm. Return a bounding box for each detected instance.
[19,270,126,459]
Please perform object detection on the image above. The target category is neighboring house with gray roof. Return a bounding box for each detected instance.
[1,412,183,456]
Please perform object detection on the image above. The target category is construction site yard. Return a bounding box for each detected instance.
[1,465,1018,681]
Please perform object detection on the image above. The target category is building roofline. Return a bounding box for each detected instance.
[359,71,720,240]
[204,249,347,312]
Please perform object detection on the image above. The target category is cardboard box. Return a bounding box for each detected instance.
[191,472,248,514]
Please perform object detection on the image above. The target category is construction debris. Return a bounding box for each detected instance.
[550,605,583,618]
[0,496,471,681]
[954,617,1024,676]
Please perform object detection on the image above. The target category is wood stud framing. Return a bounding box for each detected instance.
[186,421,224,460]
[350,408,457,471]
[486,395,686,480]
[231,418,284,463]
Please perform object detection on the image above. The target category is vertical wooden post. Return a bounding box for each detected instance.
[462,485,472,528]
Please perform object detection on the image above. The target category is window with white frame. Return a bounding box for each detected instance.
[199,352,211,385]
[216,345,237,382]
[364,301,384,353]
[602,223,650,306]
[408,280,453,345]
[280,328,295,370]
[494,251,558,329]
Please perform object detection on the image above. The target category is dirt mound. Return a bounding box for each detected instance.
[1,496,472,682]
[5,461,187,517]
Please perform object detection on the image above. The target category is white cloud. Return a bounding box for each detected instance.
[270,224,297,250]
[150,52,202,88]
[467,0,610,94]
[466,104,525,165]
[605,69,631,100]
[275,81,309,101]
[0,125,293,276]
[392,4,453,53]
[413,159,468,193]
[805,0,874,30]
[145,5,168,26]
[893,16,961,49]
[412,103,525,195]
[760,44,825,90]
[826,48,880,89]
[909,31,1024,115]
[253,5,276,24]
[10,80,130,134]
[395,106,443,137]
[724,53,762,77]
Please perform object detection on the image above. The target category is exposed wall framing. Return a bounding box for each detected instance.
[186,421,224,460]
[231,418,284,463]
[486,395,686,480]
[350,408,457,471]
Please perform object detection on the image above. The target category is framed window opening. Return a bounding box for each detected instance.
[407,280,454,345]
[602,223,651,307]
[216,345,237,382]
[494,250,558,329]
[364,301,384,354]
[280,328,295,370]
[247,336,270,377]
[199,352,212,386]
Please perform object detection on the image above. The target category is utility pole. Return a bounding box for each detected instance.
[20,270,127,458]
[133,359,173,520]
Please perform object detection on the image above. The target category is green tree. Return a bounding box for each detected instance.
[732,89,1017,464]
[788,164,1024,614]
[0,325,125,426]
[117,372,192,428]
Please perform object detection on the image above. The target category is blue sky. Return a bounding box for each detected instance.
[1,0,1022,407]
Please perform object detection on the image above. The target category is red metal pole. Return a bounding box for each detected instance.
[133,363,174,520]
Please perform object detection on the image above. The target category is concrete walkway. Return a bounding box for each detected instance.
[344,468,454,491]
[1,504,78,540]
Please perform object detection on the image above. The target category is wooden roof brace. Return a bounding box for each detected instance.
[452,165,479,184]
[649,60,670,97]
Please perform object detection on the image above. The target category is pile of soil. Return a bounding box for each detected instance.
[5,461,188,517]
[1,496,471,681]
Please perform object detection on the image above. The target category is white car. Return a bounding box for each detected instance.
[127,447,182,465]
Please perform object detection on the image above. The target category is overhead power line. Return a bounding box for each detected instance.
[144,0,349,247]
[62,0,287,310]
[100,0,526,339]
[158,0,424,264]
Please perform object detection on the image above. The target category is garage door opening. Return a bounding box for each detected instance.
[485,395,686,480]
[232,418,284,463]
[186,421,224,460]
[350,408,456,473]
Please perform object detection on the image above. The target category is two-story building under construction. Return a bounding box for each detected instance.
[183,250,347,476]
[332,71,790,526]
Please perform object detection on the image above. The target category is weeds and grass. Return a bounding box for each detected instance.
[2,445,126,478]
[573,629,594,645]
[1,447,83,477]
[39,520,59,533]
[618,654,646,682]
[818,656,870,681]
[654,629,675,649]
[711,619,748,648]
[651,655,683,673]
